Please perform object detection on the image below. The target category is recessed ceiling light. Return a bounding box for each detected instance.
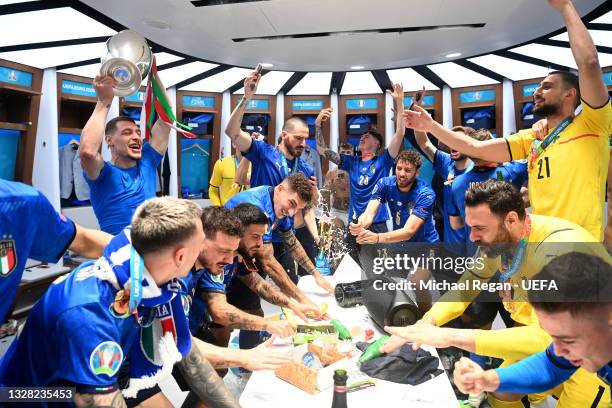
[445,52,461,58]
[145,20,171,30]
[350,65,364,70]
[260,63,274,68]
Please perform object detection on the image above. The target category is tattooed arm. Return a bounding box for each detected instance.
[240,272,321,321]
[178,338,240,408]
[74,391,127,408]
[203,291,268,331]
[203,291,294,337]
[278,229,334,294]
[315,108,341,165]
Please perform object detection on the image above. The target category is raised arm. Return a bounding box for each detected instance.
[203,292,294,337]
[404,106,510,163]
[550,0,608,107]
[387,83,405,159]
[315,108,340,165]
[79,75,114,180]
[411,89,437,162]
[224,71,260,153]
[278,229,334,295]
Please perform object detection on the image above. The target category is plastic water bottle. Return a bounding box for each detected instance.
[316,250,332,276]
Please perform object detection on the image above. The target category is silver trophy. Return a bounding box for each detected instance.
[100,30,152,97]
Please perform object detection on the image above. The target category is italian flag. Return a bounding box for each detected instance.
[0,243,16,276]
[141,313,177,365]
[140,56,196,140]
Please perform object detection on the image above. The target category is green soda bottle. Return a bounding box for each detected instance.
[330,319,352,340]
[358,335,390,364]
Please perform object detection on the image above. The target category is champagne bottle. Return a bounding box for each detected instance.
[331,369,348,408]
[330,319,352,340]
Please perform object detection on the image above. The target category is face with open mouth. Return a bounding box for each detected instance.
[395,159,417,189]
[111,120,143,161]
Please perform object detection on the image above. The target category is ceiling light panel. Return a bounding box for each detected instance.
[0,8,115,47]
[157,61,219,88]
[510,43,612,69]
[287,72,332,95]
[550,30,612,47]
[591,11,612,24]
[386,68,439,91]
[234,70,294,95]
[468,55,551,81]
[180,67,251,92]
[153,52,184,66]
[0,43,106,69]
[340,71,382,95]
[427,62,499,88]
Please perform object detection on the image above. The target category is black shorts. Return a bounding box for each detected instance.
[117,357,162,407]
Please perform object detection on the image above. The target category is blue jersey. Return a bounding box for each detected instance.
[187,259,252,334]
[340,149,394,223]
[449,161,528,255]
[371,176,439,243]
[432,150,470,250]
[0,231,190,399]
[0,180,76,323]
[85,143,163,235]
[225,186,292,243]
[244,139,314,188]
[496,344,612,397]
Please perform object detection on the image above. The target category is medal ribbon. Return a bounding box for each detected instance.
[499,214,531,282]
[277,147,299,178]
[528,116,572,170]
[129,246,144,313]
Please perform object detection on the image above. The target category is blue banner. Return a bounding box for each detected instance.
[125,91,145,103]
[245,98,269,110]
[603,72,612,87]
[292,99,324,111]
[459,89,495,104]
[183,95,215,108]
[404,95,435,107]
[345,98,378,110]
[0,66,33,88]
[61,80,96,98]
[522,84,539,97]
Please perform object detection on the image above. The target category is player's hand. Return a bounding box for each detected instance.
[356,230,378,244]
[241,336,293,371]
[453,357,500,394]
[266,319,295,338]
[383,324,450,351]
[412,86,426,108]
[531,118,549,141]
[244,70,261,99]
[289,300,317,322]
[93,75,116,105]
[387,82,404,102]
[403,105,435,133]
[314,274,334,295]
[316,108,333,126]
[348,221,364,236]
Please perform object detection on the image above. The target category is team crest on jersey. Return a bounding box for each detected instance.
[140,303,177,365]
[181,294,190,316]
[89,341,123,377]
[0,239,17,277]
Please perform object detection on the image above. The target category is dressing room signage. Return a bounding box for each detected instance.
[292,99,324,111]
[522,84,539,97]
[0,66,33,88]
[244,98,269,110]
[603,71,612,87]
[404,94,435,107]
[182,95,215,108]
[459,89,495,104]
[345,98,378,110]
[61,80,96,98]
[125,91,146,103]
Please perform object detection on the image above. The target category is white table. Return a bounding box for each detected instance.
[240,256,458,408]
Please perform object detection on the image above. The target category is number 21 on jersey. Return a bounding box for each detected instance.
[537,157,551,179]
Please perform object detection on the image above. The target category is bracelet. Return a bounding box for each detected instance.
[237,96,249,108]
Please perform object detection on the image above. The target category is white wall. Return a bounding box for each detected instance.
[276,92,284,145]
[384,91,393,148]
[167,86,179,197]
[328,91,339,169]
[502,78,516,137]
[442,85,453,129]
[220,91,232,158]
